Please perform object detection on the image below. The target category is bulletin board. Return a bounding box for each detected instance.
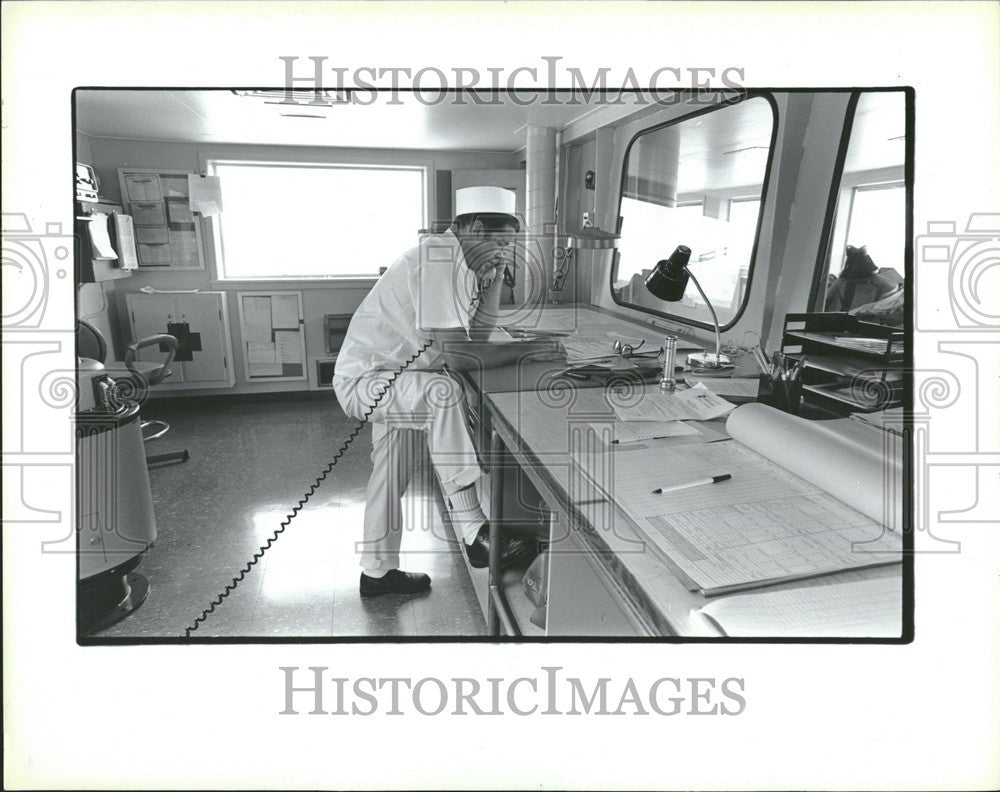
[236,291,307,381]
[117,167,206,270]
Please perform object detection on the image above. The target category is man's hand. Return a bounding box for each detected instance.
[471,258,508,289]
[466,239,513,286]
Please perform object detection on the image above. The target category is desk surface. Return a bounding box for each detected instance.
[485,384,902,637]
[464,303,900,635]
[458,302,902,637]
[465,303,726,396]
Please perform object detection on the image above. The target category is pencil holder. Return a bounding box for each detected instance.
[757,374,803,415]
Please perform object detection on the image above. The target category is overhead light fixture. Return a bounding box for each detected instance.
[723,146,769,156]
[232,89,351,106]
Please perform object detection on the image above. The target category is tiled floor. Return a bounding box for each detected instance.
[93,395,486,640]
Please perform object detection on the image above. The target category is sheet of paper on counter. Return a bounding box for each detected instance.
[674,383,739,419]
[592,420,701,444]
[686,377,760,399]
[611,384,736,422]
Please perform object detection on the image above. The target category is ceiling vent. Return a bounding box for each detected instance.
[231,89,352,106]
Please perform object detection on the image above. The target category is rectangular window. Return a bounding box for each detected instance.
[613,95,775,328]
[208,160,426,280]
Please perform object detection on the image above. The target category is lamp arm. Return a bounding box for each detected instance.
[683,267,722,362]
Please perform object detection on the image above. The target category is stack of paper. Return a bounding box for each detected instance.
[694,576,901,637]
[611,383,737,422]
[562,337,617,364]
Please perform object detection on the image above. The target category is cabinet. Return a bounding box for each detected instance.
[125,291,235,390]
[236,292,306,381]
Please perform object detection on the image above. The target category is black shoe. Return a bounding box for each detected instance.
[359,569,431,598]
[465,524,536,570]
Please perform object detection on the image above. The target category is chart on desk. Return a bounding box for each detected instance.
[572,441,901,595]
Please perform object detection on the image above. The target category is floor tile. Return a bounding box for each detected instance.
[249,564,335,636]
[97,398,486,640]
[94,569,261,640]
[331,587,419,637]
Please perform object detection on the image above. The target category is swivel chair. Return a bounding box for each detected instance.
[75,319,190,466]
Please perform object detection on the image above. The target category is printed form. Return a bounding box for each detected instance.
[572,441,901,594]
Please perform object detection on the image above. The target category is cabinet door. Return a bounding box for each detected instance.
[174,293,229,384]
[127,293,185,381]
[546,528,645,637]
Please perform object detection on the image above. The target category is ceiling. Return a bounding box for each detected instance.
[75,89,626,152]
[76,89,906,178]
[844,91,907,173]
[627,96,775,194]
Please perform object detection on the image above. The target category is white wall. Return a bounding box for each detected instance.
[84,136,519,395]
[75,131,94,166]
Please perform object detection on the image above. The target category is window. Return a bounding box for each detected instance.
[844,183,905,280]
[815,91,906,311]
[208,160,425,280]
[613,95,775,328]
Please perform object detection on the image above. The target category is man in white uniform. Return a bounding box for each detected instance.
[333,187,560,597]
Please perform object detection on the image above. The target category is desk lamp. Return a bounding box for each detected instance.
[644,245,733,369]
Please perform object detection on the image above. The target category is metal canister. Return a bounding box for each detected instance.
[660,335,678,391]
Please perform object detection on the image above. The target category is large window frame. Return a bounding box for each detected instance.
[205,157,429,283]
[809,89,910,311]
[610,92,778,332]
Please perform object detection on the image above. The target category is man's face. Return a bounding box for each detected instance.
[461,219,519,281]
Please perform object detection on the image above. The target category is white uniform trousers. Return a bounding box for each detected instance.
[333,371,483,575]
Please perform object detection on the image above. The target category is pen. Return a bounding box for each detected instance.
[751,345,770,373]
[652,473,732,494]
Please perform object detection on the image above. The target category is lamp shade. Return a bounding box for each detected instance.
[644,245,692,302]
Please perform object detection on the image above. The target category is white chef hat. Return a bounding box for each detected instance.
[454,186,517,218]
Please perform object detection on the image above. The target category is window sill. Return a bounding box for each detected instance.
[210,277,378,290]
